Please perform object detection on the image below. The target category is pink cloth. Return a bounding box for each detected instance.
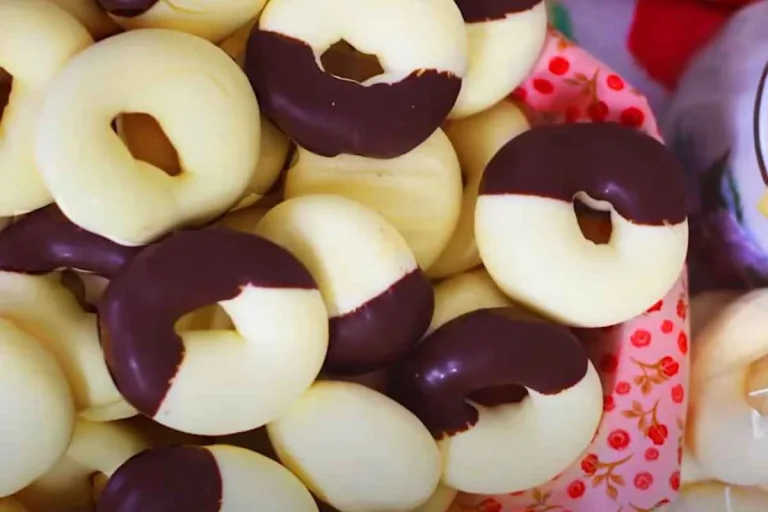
[446,30,690,512]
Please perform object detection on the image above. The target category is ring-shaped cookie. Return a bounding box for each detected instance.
[268,381,442,512]
[449,0,547,118]
[285,129,462,270]
[98,445,318,511]
[0,317,75,496]
[35,29,261,246]
[52,0,122,40]
[16,419,148,512]
[687,290,768,486]
[247,0,468,158]
[256,195,434,374]
[0,271,128,419]
[475,123,689,327]
[0,0,92,216]
[389,308,603,494]
[99,228,328,436]
[97,0,267,42]
[115,112,290,212]
[0,206,140,277]
[428,99,529,278]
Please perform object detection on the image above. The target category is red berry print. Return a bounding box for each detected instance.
[670,471,681,491]
[634,472,654,490]
[671,384,685,404]
[645,447,659,461]
[647,300,663,313]
[615,381,631,395]
[607,429,631,450]
[533,78,554,94]
[478,498,502,512]
[678,331,689,355]
[511,86,527,101]
[606,74,625,91]
[600,353,619,373]
[604,395,615,412]
[660,320,674,333]
[587,101,609,122]
[620,106,646,127]
[581,453,599,475]
[631,329,652,348]
[647,423,669,446]
[549,56,570,76]
[660,356,680,377]
[567,480,586,499]
[565,105,581,123]
[676,298,687,319]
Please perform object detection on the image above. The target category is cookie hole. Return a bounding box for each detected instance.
[0,68,13,123]
[116,113,182,177]
[175,303,234,332]
[574,197,612,244]
[746,355,768,416]
[470,385,528,406]
[320,40,385,83]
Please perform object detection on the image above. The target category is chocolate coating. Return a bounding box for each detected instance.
[97,0,159,17]
[388,308,589,439]
[97,446,222,512]
[327,269,434,374]
[0,206,141,278]
[753,60,768,186]
[99,228,318,417]
[246,30,462,159]
[455,0,544,23]
[480,123,687,226]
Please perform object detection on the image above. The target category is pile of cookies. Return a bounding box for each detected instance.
[0,0,689,511]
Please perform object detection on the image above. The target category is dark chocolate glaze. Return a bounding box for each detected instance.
[480,123,687,226]
[97,446,222,512]
[0,206,141,278]
[753,60,768,186]
[97,0,159,17]
[326,269,434,374]
[455,0,544,23]
[99,228,318,417]
[388,308,589,439]
[245,30,462,159]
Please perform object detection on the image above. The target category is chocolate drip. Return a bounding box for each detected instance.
[97,446,222,511]
[97,0,159,17]
[0,205,141,278]
[99,228,317,417]
[455,0,543,23]
[246,30,461,159]
[480,123,687,226]
[388,308,588,439]
[327,269,434,374]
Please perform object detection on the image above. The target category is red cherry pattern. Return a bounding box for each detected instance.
[452,30,686,512]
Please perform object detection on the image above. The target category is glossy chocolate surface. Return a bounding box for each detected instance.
[99,228,318,417]
[480,123,687,226]
[246,30,461,159]
[455,0,543,22]
[0,206,141,278]
[388,308,588,439]
[97,0,159,17]
[327,269,434,374]
[97,446,222,512]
